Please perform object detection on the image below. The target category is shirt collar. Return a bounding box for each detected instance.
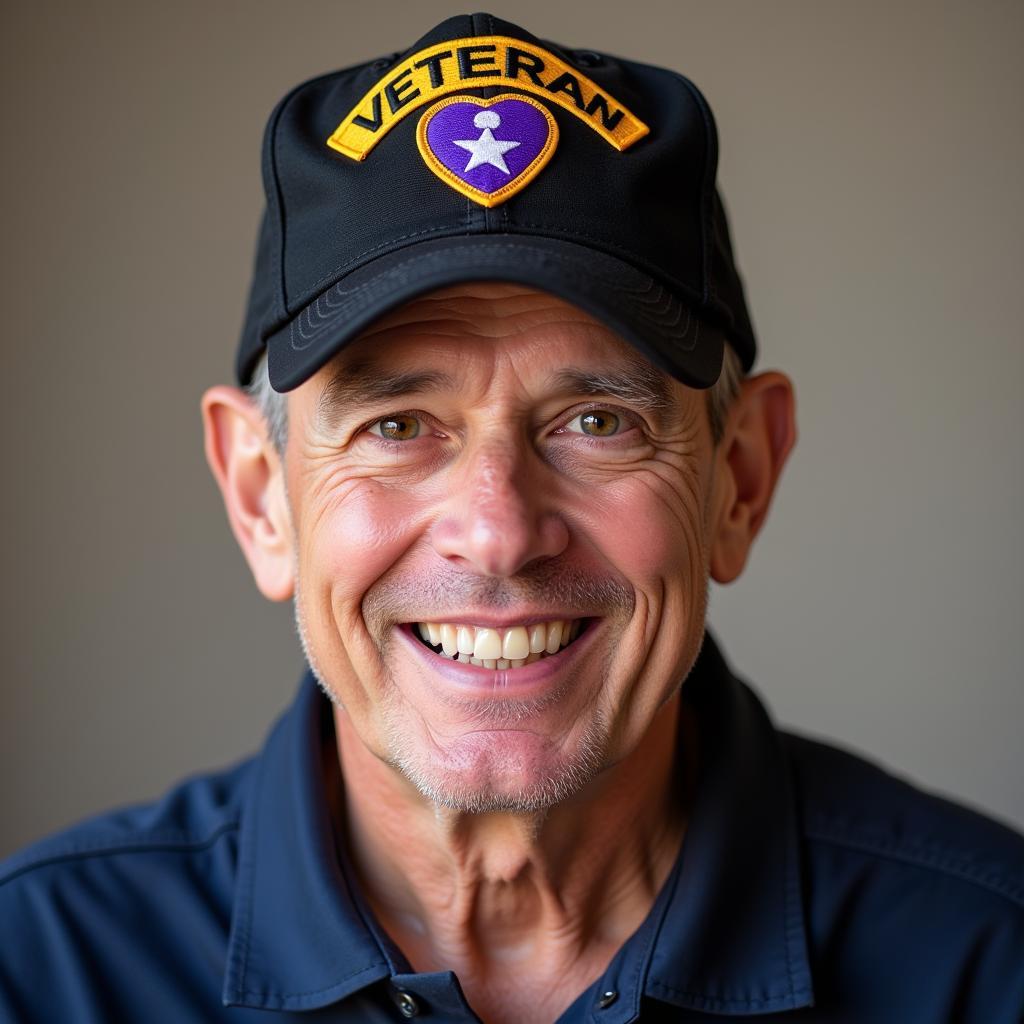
[638,632,813,1015]
[222,675,392,1011]
[222,632,813,1015]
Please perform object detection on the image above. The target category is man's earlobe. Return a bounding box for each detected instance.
[709,372,797,584]
[200,386,295,602]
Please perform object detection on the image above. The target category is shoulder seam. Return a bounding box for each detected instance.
[805,827,1024,910]
[0,820,240,889]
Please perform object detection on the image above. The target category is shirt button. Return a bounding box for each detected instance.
[392,989,420,1018]
[597,989,619,1009]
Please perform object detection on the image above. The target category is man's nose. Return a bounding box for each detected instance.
[429,438,569,577]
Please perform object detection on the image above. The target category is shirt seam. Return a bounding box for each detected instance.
[645,979,813,1012]
[234,730,270,996]
[803,827,1024,909]
[781,787,801,998]
[233,960,390,1002]
[606,851,678,1023]
[0,820,240,888]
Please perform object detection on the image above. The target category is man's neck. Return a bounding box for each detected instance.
[329,695,694,1024]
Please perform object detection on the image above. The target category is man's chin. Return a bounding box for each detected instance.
[385,726,607,815]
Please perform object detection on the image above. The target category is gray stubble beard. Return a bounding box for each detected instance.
[294,583,616,815]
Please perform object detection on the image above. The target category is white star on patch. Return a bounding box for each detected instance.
[453,110,520,175]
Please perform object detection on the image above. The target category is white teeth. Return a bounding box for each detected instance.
[502,626,530,660]
[472,628,502,661]
[441,624,458,656]
[545,621,564,654]
[415,619,584,669]
[528,624,547,654]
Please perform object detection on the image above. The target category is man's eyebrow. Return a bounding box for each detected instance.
[547,361,675,414]
[316,362,457,429]
[315,355,676,429]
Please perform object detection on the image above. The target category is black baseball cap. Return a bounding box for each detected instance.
[236,12,758,392]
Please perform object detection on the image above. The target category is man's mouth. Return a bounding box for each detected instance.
[411,619,586,669]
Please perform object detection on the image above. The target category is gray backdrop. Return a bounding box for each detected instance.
[2,0,1021,858]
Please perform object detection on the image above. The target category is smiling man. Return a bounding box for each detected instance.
[2,12,1023,1024]
[207,281,733,1024]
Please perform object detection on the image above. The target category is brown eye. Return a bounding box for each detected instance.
[573,410,620,436]
[371,415,421,440]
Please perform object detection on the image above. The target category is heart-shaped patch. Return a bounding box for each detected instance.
[416,94,558,208]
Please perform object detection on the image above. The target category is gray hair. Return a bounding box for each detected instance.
[245,355,289,453]
[707,342,745,445]
[245,340,744,454]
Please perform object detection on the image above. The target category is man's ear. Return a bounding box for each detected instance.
[201,386,295,601]
[709,371,797,584]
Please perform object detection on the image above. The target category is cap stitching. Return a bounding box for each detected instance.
[292,243,663,327]
[299,224,474,300]
[263,97,291,323]
[293,222,705,327]
[504,221,704,301]
[293,244,687,327]
[494,15,511,241]
[262,68,349,319]
[287,244,700,352]
[671,72,717,306]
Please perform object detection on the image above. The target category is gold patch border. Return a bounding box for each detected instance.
[415,93,560,209]
[327,35,647,161]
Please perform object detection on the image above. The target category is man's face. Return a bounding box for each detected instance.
[282,284,718,811]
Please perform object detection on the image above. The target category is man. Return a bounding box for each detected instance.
[1,12,1021,1023]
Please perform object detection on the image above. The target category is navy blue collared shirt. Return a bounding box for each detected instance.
[2,634,1023,1022]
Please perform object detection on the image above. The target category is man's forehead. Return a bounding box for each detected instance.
[329,283,666,375]
[317,284,666,378]
[299,288,683,431]
[332,282,615,344]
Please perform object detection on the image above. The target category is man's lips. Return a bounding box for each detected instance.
[403,610,591,629]
[395,618,596,694]
[411,618,585,666]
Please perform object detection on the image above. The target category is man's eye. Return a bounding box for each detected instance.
[564,410,622,437]
[368,415,421,441]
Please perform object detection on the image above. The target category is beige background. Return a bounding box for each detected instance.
[2,0,1021,858]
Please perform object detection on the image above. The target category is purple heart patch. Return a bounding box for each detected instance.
[416,94,559,208]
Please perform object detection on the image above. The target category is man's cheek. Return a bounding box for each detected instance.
[577,474,705,581]
[302,479,435,608]
[295,481,433,708]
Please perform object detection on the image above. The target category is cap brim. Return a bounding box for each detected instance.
[265,235,723,392]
